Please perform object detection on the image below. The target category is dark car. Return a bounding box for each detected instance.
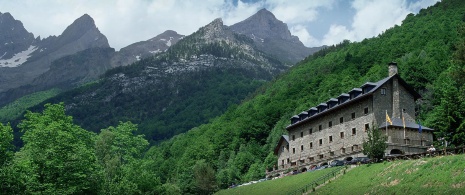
[352,157,372,164]
[329,160,345,167]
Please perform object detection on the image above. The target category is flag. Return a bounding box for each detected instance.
[418,121,422,133]
[386,111,392,125]
[402,115,406,129]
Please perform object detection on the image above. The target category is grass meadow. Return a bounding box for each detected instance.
[215,167,340,195]
[216,154,465,195]
[315,154,465,195]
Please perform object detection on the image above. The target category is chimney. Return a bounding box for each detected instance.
[388,62,398,76]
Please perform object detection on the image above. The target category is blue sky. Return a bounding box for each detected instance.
[0,0,440,50]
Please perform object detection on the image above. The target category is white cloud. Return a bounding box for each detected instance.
[290,25,320,46]
[267,0,335,24]
[319,0,440,46]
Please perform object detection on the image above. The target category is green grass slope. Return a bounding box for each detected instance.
[0,88,61,122]
[215,167,341,195]
[215,155,465,195]
[315,155,465,194]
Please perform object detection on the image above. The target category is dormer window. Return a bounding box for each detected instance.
[349,88,362,99]
[361,82,376,94]
[381,88,386,95]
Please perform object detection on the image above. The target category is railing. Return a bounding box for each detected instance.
[390,138,432,146]
[287,166,346,195]
[385,146,465,161]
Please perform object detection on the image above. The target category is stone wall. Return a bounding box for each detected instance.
[286,96,374,165]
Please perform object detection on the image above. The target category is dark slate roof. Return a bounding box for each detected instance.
[361,82,377,88]
[274,135,290,154]
[378,117,433,131]
[308,107,317,112]
[349,88,362,93]
[287,74,422,129]
[327,98,338,102]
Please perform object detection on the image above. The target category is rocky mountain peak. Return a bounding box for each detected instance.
[230,9,318,64]
[55,14,109,48]
[231,8,294,41]
[199,18,233,41]
[0,12,36,60]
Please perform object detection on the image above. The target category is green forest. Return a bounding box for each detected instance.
[1,0,465,194]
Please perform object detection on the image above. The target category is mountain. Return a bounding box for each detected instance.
[0,15,183,107]
[0,9,320,107]
[230,9,322,64]
[0,12,37,66]
[0,13,110,95]
[111,30,184,67]
[22,18,287,143]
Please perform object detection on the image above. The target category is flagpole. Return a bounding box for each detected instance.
[403,115,406,140]
[385,110,388,136]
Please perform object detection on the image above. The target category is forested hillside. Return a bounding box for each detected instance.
[1,0,465,194]
[146,0,465,193]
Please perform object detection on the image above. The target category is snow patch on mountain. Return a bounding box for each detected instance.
[0,45,37,67]
[166,37,173,47]
[149,49,161,54]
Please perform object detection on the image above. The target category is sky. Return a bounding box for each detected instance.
[0,0,440,51]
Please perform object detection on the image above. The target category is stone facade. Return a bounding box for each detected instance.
[272,63,434,175]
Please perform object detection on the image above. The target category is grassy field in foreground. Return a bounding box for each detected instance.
[215,167,341,195]
[216,154,465,195]
[315,154,465,195]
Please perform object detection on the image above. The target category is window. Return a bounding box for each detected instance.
[341,148,346,153]
[300,131,303,138]
[292,148,295,154]
[352,128,356,135]
[365,123,370,131]
[319,154,324,159]
[340,117,344,124]
[282,159,284,165]
[287,158,290,163]
[403,108,406,113]
[309,157,314,161]
[310,142,313,149]
[340,132,344,139]
[319,125,322,131]
[351,112,356,119]
[329,136,333,142]
[282,146,285,152]
[292,135,295,141]
[301,145,304,151]
[309,128,313,135]
[319,139,323,146]
[353,145,359,150]
[328,121,332,128]
[381,88,386,95]
[330,151,334,156]
[364,107,369,115]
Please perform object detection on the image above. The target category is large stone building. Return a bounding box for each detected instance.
[272,62,433,174]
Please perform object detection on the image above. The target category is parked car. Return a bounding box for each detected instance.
[329,160,345,167]
[352,157,372,164]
